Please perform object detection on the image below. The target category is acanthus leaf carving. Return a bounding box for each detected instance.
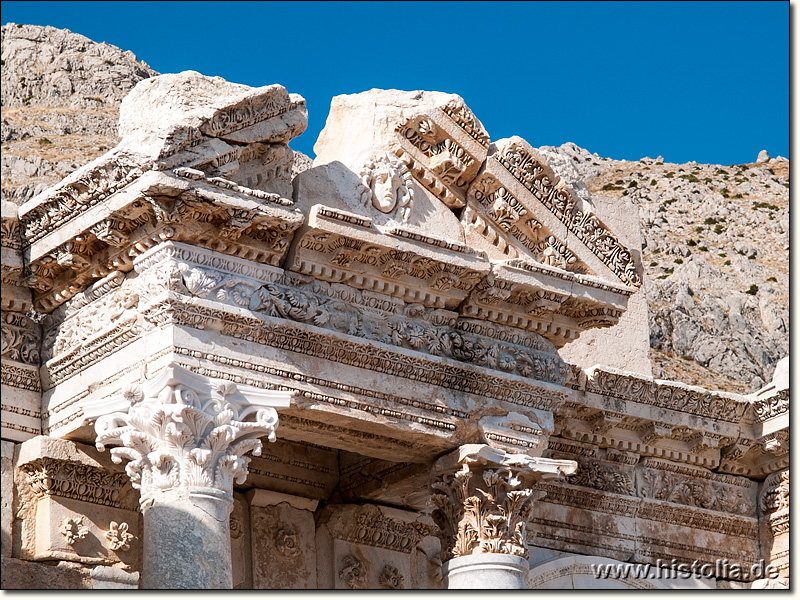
[91,363,291,506]
[759,470,789,515]
[566,458,635,496]
[430,445,576,561]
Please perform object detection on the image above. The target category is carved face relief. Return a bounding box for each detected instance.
[358,151,414,221]
[372,166,402,213]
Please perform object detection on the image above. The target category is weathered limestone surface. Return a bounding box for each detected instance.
[315,503,438,589]
[249,491,317,589]
[1,440,14,557]
[555,189,651,375]
[1,65,789,590]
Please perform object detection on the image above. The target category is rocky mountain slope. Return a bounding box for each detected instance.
[1,23,157,204]
[1,24,788,394]
[540,143,789,392]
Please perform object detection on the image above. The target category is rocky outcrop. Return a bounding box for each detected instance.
[1,23,158,204]
[540,143,789,392]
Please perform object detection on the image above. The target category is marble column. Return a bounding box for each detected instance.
[430,444,576,589]
[86,363,292,589]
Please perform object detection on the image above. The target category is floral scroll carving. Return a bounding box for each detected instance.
[493,141,640,287]
[1,311,41,365]
[248,281,570,386]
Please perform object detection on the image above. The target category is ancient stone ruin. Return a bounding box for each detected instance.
[1,71,788,589]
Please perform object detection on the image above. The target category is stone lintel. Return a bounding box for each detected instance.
[246,489,319,512]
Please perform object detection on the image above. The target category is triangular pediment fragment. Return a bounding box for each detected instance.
[463,137,640,288]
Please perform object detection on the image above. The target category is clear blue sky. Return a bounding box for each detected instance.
[1,1,789,165]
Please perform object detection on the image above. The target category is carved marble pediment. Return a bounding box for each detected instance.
[466,137,640,288]
[296,90,639,348]
[16,71,308,313]
[286,205,490,310]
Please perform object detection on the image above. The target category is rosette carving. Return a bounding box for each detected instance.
[105,521,134,551]
[59,517,89,545]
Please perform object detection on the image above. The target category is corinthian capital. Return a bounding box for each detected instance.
[83,363,292,506]
[430,444,576,561]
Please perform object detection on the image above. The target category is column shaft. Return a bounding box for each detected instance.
[141,490,232,589]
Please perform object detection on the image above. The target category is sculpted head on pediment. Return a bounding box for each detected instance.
[356,149,414,221]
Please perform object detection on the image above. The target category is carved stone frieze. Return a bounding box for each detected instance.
[324,504,434,555]
[248,279,569,386]
[536,481,758,539]
[440,99,490,147]
[391,98,489,209]
[638,462,755,516]
[489,138,640,287]
[466,171,591,275]
[19,154,147,246]
[0,362,42,393]
[586,365,749,422]
[18,164,302,314]
[43,280,139,363]
[1,310,41,365]
[566,457,636,496]
[459,261,630,348]
[17,456,134,509]
[86,363,291,506]
[158,303,568,414]
[752,389,789,422]
[289,204,488,310]
[430,444,576,561]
